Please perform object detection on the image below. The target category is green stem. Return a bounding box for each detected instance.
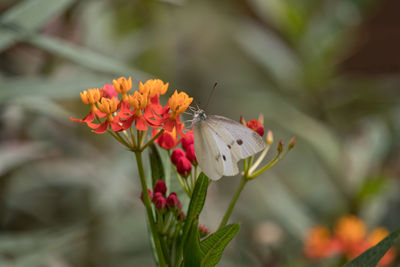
[248,150,282,179]
[141,129,165,151]
[218,176,248,229]
[134,151,167,267]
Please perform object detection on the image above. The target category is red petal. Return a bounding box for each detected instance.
[94,110,106,118]
[135,116,148,131]
[110,121,123,132]
[92,121,109,133]
[121,116,135,130]
[163,118,175,132]
[120,100,131,114]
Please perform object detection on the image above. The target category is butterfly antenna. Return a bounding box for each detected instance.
[204,82,218,110]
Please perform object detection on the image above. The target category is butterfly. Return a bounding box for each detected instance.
[191,108,266,180]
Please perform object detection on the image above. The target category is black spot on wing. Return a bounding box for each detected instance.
[227,145,231,149]
[237,139,243,145]
[222,155,226,161]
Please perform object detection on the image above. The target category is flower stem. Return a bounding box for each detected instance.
[141,129,165,152]
[134,151,167,267]
[218,176,248,229]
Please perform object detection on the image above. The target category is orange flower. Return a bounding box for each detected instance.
[163,91,193,134]
[304,226,336,259]
[89,97,123,133]
[70,88,106,126]
[335,215,366,251]
[139,79,169,115]
[113,76,132,100]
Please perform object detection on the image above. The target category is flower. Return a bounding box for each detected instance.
[140,189,153,202]
[176,156,192,177]
[166,192,182,210]
[163,91,193,134]
[198,225,209,238]
[304,226,336,259]
[70,88,106,126]
[154,128,179,150]
[171,148,186,165]
[185,144,197,164]
[88,97,123,133]
[154,180,167,196]
[247,119,264,136]
[139,79,169,116]
[113,76,132,100]
[334,215,366,256]
[102,83,118,99]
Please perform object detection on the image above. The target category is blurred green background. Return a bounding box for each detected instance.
[1,0,400,266]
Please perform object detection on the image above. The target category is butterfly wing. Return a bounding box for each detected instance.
[193,119,239,180]
[206,115,266,159]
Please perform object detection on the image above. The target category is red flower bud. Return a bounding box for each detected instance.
[153,192,163,203]
[102,83,118,99]
[176,157,192,177]
[154,180,167,196]
[171,148,185,165]
[246,119,264,136]
[181,132,194,151]
[198,225,209,238]
[140,189,153,202]
[156,131,178,150]
[167,192,182,210]
[154,196,167,210]
[185,144,197,164]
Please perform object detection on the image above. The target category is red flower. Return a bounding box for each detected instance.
[101,83,118,99]
[154,180,167,196]
[139,79,169,115]
[70,88,106,127]
[247,119,264,136]
[162,91,193,135]
[88,97,123,134]
[154,128,179,150]
[171,148,185,165]
[176,157,192,177]
[185,144,197,164]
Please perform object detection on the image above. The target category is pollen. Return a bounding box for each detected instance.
[169,90,193,118]
[97,97,119,116]
[139,79,169,98]
[128,91,148,114]
[80,88,101,105]
[113,76,132,99]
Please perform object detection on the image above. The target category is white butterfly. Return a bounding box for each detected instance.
[191,109,266,180]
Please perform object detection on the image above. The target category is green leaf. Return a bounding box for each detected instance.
[0,0,74,51]
[200,223,240,267]
[183,174,210,236]
[183,220,201,267]
[176,173,210,266]
[149,144,165,187]
[343,228,400,267]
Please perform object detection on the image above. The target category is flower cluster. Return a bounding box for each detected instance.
[304,215,395,266]
[71,77,193,144]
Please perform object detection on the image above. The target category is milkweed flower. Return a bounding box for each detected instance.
[139,79,169,115]
[176,156,192,177]
[154,180,167,196]
[304,226,336,259]
[89,97,123,133]
[163,91,193,134]
[171,148,186,165]
[102,83,118,99]
[154,128,179,150]
[70,88,105,126]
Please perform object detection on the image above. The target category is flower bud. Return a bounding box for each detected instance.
[166,192,182,210]
[154,180,167,196]
[266,130,273,145]
[154,196,167,210]
[177,157,192,177]
[102,84,118,99]
[156,130,177,150]
[185,144,197,164]
[288,136,297,150]
[247,119,264,136]
[198,225,209,238]
[140,189,153,202]
[240,115,246,125]
[153,192,163,203]
[181,132,194,151]
[277,140,284,153]
[171,148,185,165]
